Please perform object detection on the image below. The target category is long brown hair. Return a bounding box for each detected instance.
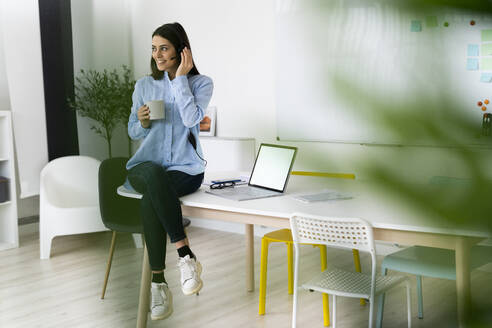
[150,22,200,80]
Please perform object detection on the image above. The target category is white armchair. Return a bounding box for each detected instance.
[39,155,108,259]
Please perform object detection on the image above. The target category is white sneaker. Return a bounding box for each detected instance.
[178,255,203,295]
[150,282,173,320]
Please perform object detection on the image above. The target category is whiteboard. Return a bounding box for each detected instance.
[275,0,492,146]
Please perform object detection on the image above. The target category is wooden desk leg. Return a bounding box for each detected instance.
[136,243,151,328]
[245,224,254,292]
[455,237,471,328]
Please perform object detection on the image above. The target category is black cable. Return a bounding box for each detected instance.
[188,131,207,167]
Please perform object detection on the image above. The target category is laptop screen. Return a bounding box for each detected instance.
[249,144,297,192]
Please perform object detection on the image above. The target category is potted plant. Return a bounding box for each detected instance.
[115,65,136,157]
[69,65,135,158]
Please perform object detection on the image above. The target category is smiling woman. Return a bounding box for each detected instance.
[125,22,213,321]
[149,23,200,81]
[151,37,176,72]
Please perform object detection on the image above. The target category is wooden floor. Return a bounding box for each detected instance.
[1,223,491,328]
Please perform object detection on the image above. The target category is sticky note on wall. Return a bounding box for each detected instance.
[411,20,422,32]
[426,16,438,28]
[482,30,492,42]
[481,58,492,70]
[468,44,479,56]
[467,58,479,70]
[481,73,492,83]
[482,43,492,56]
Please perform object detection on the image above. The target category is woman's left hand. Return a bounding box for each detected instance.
[176,47,194,77]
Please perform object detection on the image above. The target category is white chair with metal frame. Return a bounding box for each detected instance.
[290,213,412,328]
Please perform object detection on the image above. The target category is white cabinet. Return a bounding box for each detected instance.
[0,110,18,250]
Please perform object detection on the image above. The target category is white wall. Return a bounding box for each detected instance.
[71,0,133,161]
[128,0,277,141]
[0,13,9,111]
[1,0,48,199]
[1,0,48,219]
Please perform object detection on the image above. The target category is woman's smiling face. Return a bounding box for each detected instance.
[152,35,178,72]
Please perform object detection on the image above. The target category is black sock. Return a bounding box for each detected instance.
[177,245,195,259]
[152,272,166,284]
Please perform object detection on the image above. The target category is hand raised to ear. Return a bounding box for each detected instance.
[176,47,194,77]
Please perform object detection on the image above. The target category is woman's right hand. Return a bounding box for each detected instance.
[137,105,151,128]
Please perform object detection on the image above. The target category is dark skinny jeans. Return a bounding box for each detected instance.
[128,161,203,271]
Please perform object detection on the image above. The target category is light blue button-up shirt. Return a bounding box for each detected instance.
[126,72,213,176]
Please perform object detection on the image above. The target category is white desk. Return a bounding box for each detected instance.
[120,174,490,328]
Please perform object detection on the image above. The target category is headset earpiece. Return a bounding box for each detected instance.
[175,43,185,63]
[169,44,185,61]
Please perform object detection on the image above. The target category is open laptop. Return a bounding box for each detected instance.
[206,143,297,201]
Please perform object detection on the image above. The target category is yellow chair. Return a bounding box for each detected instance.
[258,171,364,327]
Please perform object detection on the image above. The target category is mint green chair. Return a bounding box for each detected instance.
[376,175,492,327]
[376,245,492,327]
